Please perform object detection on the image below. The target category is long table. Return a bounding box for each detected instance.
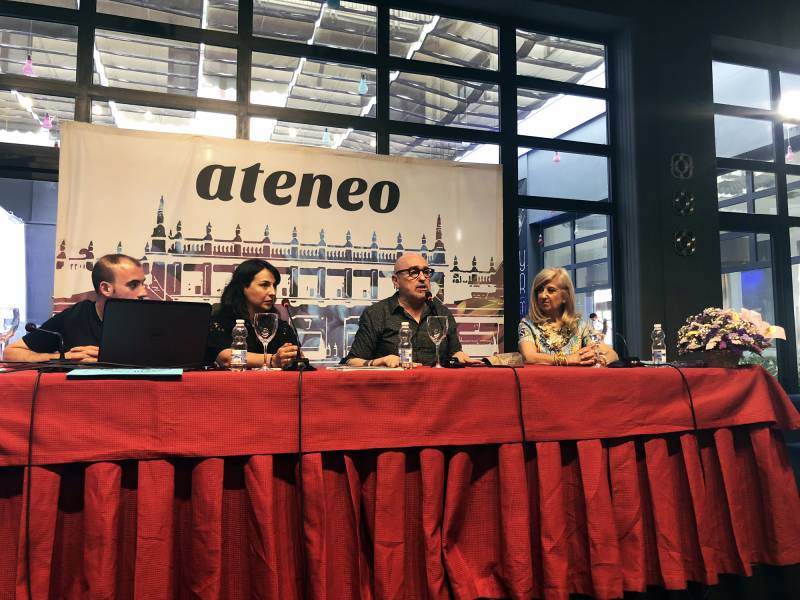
[0,366,798,599]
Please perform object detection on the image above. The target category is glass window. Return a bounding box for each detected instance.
[575,237,606,262]
[519,209,613,339]
[251,53,376,117]
[721,230,777,373]
[574,214,607,239]
[543,222,570,245]
[784,123,800,166]
[544,245,571,267]
[714,115,774,162]
[712,62,771,110]
[389,10,497,70]
[779,71,800,120]
[98,0,238,32]
[9,0,73,6]
[250,118,375,153]
[0,90,73,147]
[0,17,78,81]
[788,174,800,217]
[518,90,607,144]
[518,148,609,201]
[253,1,376,53]
[389,136,498,163]
[390,72,499,131]
[792,227,800,381]
[717,169,777,215]
[91,101,236,138]
[516,30,605,88]
[94,30,237,100]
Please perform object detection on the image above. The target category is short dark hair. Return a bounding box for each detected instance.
[220,259,282,319]
[589,312,598,319]
[91,254,142,293]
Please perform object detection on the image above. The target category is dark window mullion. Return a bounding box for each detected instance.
[515,74,608,100]
[517,194,613,215]
[74,0,96,123]
[376,4,389,154]
[237,0,253,139]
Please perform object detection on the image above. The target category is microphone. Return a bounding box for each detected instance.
[279,298,314,372]
[25,322,66,361]
[606,331,642,368]
[424,290,436,314]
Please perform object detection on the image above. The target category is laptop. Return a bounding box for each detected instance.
[99,299,211,368]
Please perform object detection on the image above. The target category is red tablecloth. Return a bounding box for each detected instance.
[0,366,798,599]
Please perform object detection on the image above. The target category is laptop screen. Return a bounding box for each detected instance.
[99,299,211,368]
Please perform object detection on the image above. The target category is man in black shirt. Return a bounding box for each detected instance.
[344,252,478,367]
[3,253,147,362]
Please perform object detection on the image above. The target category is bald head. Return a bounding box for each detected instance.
[392,252,431,306]
[394,252,427,273]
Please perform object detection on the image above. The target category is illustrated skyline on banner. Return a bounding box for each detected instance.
[54,123,504,362]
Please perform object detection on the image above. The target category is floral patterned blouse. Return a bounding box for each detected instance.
[518,317,593,355]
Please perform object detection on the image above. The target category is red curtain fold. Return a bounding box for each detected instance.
[2,426,799,600]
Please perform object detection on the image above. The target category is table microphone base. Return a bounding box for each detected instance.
[282,357,316,372]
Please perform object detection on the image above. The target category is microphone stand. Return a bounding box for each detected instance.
[280,299,315,372]
[24,323,66,361]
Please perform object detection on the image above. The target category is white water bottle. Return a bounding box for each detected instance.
[651,323,666,365]
[230,319,248,371]
[399,322,413,369]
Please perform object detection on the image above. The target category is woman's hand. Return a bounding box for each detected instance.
[271,343,299,368]
[567,346,596,366]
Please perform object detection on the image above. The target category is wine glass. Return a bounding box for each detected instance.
[426,316,448,368]
[0,308,20,359]
[253,312,279,371]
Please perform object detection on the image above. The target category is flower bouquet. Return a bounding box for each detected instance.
[676,307,785,368]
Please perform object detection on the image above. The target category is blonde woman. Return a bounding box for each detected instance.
[518,267,618,366]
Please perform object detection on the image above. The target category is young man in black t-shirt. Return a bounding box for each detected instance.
[3,254,147,363]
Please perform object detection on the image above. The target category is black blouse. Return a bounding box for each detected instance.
[205,306,299,365]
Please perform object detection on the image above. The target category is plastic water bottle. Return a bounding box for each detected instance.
[230,319,248,371]
[651,323,666,365]
[399,322,413,369]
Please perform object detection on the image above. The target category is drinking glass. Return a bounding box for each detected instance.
[426,316,448,368]
[0,308,20,359]
[253,312,279,371]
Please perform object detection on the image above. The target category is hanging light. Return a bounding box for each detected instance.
[537,233,544,246]
[552,151,561,163]
[41,112,52,130]
[322,127,331,145]
[787,143,795,163]
[22,54,34,77]
[358,73,368,96]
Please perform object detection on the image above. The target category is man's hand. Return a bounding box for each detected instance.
[66,345,99,362]
[374,355,401,368]
[452,350,482,364]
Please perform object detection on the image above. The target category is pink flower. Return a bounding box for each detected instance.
[739,308,786,340]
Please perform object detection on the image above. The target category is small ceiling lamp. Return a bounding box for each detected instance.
[321,127,331,145]
[22,54,34,77]
[358,73,368,95]
[41,112,52,130]
[787,143,795,163]
[552,151,561,163]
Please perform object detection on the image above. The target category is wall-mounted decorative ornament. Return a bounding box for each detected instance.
[670,153,694,179]
[672,190,695,216]
[673,230,696,256]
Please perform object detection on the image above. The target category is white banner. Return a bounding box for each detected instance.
[55,122,503,361]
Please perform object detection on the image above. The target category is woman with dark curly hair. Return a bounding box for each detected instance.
[206,258,300,368]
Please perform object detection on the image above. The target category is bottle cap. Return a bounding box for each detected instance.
[401,321,409,326]
[235,319,245,324]
[654,323,662,329]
